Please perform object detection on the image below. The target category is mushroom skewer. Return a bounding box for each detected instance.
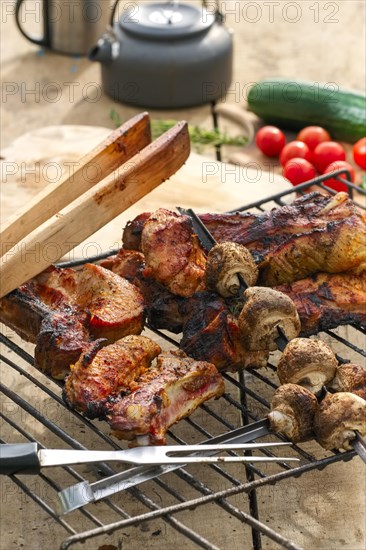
[179,208,301,352]
[179,208,366,463]
[177,207,255,297]
[276,336,366,462]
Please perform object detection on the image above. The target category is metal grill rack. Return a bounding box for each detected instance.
[1,174,365,550]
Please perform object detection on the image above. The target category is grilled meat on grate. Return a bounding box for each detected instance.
[110,249,366,337]
[141,208,206,297]
[275,271,366,335]
[0,264,145,379]
[64,335,161,419]
[107,348,225,446]
[122,192,366,286]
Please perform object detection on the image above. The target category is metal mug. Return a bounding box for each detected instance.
[15,0,111,55]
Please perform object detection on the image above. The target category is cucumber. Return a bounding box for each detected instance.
[247,78,366,143]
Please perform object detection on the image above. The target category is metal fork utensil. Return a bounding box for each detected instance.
[0,442,299,475]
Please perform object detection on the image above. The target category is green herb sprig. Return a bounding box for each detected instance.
[110,109,248,149]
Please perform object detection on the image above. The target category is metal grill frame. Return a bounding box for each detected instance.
[0,173,365,550]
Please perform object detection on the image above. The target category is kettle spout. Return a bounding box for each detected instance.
[88,38,112,63]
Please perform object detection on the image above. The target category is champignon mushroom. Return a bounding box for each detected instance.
[205,242,258,298]
[328,363,366,400]
[314,392,366,451]
[277,338,338,395]
[238,287,301,351]
[268,383,318,442]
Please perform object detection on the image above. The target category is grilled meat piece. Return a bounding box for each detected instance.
[180,292,269,371]
[329,363,366,400]
[67,263,145,341]
[123,192,366,285]
[103,247,366,337]
[0,264,145,342]
[314,392,366,451]
[258,216,366,285]
[141,208,207,297]
[0,264,145,378]
[108,349,225,445]
[64,335,161,419]
[139,278,186,333]
[123,212,151,251]
[102,248,186,333]
[35,310,92,379]
[101,248,145,284]
[275,272,366,336]
[268,384,318,442]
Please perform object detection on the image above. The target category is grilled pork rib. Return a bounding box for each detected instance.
[0,264,145,378]
[108,349,225,445]
[122,192,366,285]
[64,335,161,418]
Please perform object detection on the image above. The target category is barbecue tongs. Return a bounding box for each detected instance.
[0,441,298,475]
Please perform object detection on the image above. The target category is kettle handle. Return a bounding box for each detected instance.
[15,0,49,46]
[109,1,223,27]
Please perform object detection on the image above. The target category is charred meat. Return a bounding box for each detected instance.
[123,193,366,285]
[275,272,366,336]
[180,292,269,371]
[141,208,207,297]
[35,310,91,379]
[107,349,225,445]
[64,335,161,418]
[0,264,145,378]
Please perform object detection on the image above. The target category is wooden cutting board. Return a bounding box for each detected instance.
[0,125,291,258]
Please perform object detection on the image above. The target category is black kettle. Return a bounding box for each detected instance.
[89,1,233,108]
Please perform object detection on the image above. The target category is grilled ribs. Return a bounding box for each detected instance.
[107,349,225,445]
[0,264,145,378]
[122,192,366,285]
[64,335,161,418]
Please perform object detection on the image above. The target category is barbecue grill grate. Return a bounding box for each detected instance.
[1,174,365,550]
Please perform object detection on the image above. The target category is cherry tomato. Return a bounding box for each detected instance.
[323,160,355,192]
[312,141,346,173]
[297,126,331,151]
[353,137,366,170]
[255,126,286,157]
[282,158,317,186]
[280,141,312,166]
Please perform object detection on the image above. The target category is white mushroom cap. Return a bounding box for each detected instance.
[268,383,318,442]
[329,363,366,400]
[238,287,301,351]
[314,392,366,451]
[277,338,338,395]
[205,242,258,298]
